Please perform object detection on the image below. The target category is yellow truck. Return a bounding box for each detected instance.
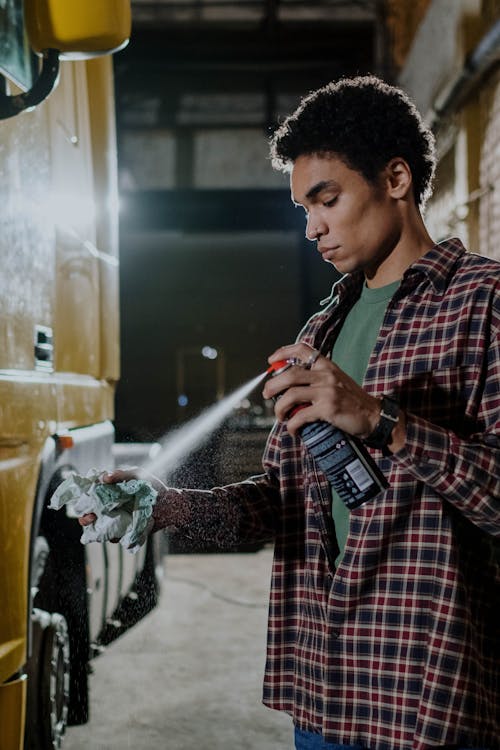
[0,3,162,748]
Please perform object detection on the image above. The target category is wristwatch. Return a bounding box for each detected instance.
[364,395,400,449]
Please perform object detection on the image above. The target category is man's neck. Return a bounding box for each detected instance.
[365,212,435,289]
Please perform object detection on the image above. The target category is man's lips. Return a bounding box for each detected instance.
[318,245,340,257]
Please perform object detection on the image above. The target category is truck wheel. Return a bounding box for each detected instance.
[25,609,70,750]
[37,501,90,725]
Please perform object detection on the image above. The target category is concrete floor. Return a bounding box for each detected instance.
[64,546,293,750]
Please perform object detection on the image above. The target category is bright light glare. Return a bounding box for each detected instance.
[201,346,218,360]
[178,394,189,407]
[40,191,96,232]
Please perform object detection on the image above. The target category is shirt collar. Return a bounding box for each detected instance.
[320,270,363,308]
[401,237,466,293]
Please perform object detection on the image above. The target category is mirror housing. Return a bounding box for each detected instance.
[1,0,131,119]
[25,0,131,59]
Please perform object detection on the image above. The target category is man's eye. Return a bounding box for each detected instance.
[324,197,338,207]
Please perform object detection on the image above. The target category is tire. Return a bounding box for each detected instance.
[25,609,70,750]
[39,612,70,749]
[35,508,91,726]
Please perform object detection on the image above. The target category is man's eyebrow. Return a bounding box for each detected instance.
[305,180,339,200]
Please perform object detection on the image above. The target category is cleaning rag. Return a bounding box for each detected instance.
[48,470,158,553]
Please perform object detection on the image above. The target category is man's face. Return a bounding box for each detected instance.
[290,153,402,282]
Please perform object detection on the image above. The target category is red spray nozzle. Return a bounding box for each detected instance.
[266,359,290,374]
[266,358,309,413]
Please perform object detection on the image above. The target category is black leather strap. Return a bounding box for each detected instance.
[364,395,400,449]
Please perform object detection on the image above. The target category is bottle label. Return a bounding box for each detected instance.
[300,421,387,510]
[344,458,373,492]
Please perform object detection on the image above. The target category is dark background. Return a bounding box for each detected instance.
[113,1,386,444]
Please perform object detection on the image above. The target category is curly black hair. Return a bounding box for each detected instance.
[270,75,435,208]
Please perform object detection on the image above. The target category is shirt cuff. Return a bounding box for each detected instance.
[390,411,454,482]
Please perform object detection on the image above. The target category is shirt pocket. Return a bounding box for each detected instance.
[395,364,482,434]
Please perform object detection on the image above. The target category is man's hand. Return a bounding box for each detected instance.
[78,468,186,538]
[262,342,383,439]
[78,469,137,528]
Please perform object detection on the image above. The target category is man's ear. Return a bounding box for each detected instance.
[385,158,413,199]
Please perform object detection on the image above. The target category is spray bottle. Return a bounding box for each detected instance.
[267,360,387,510]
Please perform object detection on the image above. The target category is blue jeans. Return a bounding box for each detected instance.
[293,728,488,750]
[294,729,365,750]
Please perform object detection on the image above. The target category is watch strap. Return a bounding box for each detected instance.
[364,395,400,449]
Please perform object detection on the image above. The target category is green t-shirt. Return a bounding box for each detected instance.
[331,278,400,565]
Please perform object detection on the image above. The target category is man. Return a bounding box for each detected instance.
[82,76,499,749]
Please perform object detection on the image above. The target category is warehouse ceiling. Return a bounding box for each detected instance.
[130,0,378,26]
[116,0,383,130]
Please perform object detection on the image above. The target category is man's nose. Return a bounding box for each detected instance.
[305,214,327,241]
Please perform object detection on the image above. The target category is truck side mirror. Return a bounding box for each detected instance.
[25,0,132,58]
[0,0,131,120]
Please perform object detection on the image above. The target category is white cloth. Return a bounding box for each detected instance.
[48,470,157,553]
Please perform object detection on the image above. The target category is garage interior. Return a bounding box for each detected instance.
[65,1,500,748]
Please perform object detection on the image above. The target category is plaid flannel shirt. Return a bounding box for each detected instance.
[169,238,500,750]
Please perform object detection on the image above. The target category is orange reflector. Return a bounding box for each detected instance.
[56,434,74,450]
